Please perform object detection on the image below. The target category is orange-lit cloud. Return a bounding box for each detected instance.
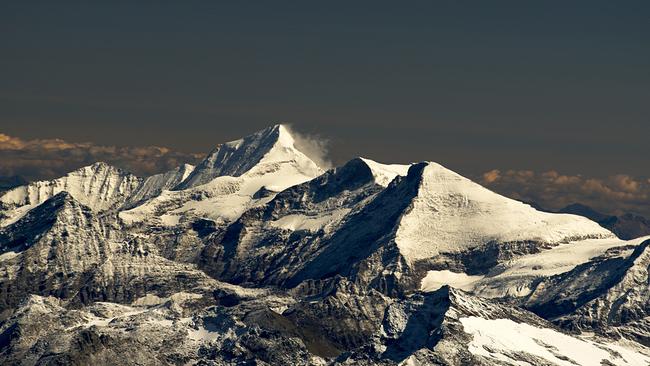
[480,169,650,217]
[0,133,203,181]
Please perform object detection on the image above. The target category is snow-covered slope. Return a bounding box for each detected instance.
[394,162,613,262]
[0,162,141,226]
[272,162,613,293]
[459,316,648,366]
[358,157,410,187]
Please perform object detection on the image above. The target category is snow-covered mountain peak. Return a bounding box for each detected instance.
[393,161,614,262]
[0,162,141,226]
[0,191,94,256]
[174,124,322,190]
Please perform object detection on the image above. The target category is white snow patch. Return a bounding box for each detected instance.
[460,316,650,366]
[359,158,410,187]
[420,270,484,292]
[187,326,221,342]
[270,208,351,232]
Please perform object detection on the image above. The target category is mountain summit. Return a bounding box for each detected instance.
[174,124,322,190]
[0,162,141,226]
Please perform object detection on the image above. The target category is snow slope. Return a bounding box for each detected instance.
[395,162,614,262]
[358,158,410,187]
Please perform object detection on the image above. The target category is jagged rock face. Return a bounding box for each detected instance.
[0,162,142,226]
[0,193,113,311]
[340,286,650,365]
[525,240,650,334]
[0,193,220,312]
[4,284,646,366]
[124,164,194,208]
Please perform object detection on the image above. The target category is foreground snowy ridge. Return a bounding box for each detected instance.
[0,124,648,365]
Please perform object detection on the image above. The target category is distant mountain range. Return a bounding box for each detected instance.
[0,125,648,365]
[558,203,650,240]
[523,201,650,241]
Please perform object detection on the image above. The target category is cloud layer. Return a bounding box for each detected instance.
[480,169,650,217]
[0,133,203,181]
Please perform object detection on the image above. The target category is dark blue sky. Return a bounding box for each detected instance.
[1,1,649,177]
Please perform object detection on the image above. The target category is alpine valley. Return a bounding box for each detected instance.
[1,124,648,366]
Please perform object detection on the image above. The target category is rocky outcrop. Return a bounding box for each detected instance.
[525,239,650,337]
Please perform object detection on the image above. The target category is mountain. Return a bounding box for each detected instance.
[559,203,650,240]
[1,125,648,365]
[118,124,324,227]
[0,162,141,226]
[560,203,612,222]
[0,191,221,312]
[392,163,612,262]
[342,286,648,365]
[0,192,112,310]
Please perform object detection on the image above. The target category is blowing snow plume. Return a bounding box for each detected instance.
[284,124,333,170]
